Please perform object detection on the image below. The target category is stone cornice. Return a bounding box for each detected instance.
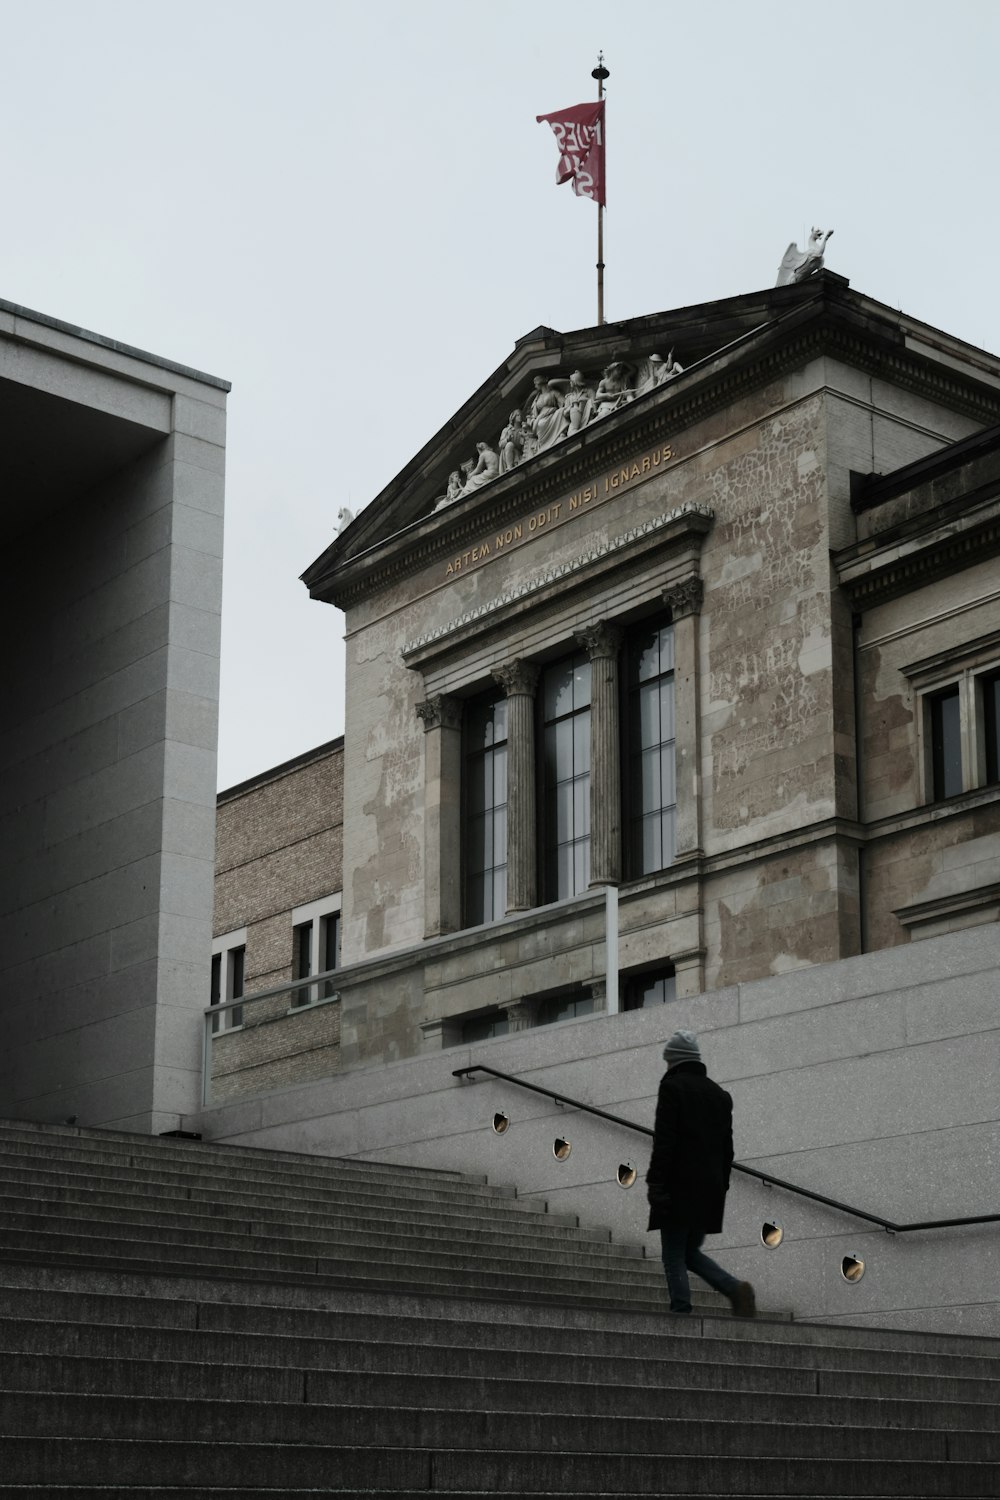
[835,505,1000,610]
[402,503,713,670]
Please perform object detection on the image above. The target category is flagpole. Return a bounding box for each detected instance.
[592,54,609,325]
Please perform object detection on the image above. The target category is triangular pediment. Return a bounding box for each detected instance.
[302,272,1000,604]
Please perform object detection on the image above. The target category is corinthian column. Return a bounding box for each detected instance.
[577,621,624,887]
[492,659,539,912]
[416,694,463,937]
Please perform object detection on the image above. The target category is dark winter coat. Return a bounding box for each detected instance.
[645,1059,734,1235]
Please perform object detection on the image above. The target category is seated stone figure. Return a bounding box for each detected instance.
[461,442,500,494]
[498,411,526,473]
[530,381,569,453]
[594,360,635,418]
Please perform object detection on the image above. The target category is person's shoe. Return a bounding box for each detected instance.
[729,1281,757,1318]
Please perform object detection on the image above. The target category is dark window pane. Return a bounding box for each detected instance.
[984,674,1000,785]
[574,779,589,837]
[210,953,221,1005]
[930,688,962,799]
[573,657,592,706]
[623,968,677,1010]
[493,809,507,866]
[633,628,661,682]
[461,1010,510,1044]
[464,693,508,926]
[293,923,313,1003]
[574,712,591,774]
[638,681,661,743]
[544,660,576,720]
[658,626,675,674]
[230,946,245,999]
[574,840,590,895]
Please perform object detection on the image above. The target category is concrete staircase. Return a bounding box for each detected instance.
[0,1119,998,1497]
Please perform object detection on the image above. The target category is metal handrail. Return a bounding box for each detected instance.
[453,1062,1000,1236]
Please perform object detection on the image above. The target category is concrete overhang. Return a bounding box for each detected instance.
[0,297,230,542]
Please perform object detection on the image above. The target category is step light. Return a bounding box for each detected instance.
[617,1163,637,1188]
[841,1254,866,1283]
[553,1137,571,1161]
[492,1112,510,1134]
[761,1221,783,1248]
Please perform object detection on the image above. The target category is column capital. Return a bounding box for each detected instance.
[576,620,624,659]
[662,575,704,619]
[493,659,540,697]
[498,999,534,1032]
[415,694,463,733]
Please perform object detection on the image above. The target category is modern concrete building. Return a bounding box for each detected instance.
[0,298,229,1132]
[196,272,1000,1332]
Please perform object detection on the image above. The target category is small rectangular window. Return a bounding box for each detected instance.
[460,1010,510,1044]
[292,921,313,1006]
[928,686,962,800]
[321,912,341,999]
[623,967,677,1011]
[535,991,594,1027]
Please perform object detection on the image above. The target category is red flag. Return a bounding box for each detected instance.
[536,99,605,206]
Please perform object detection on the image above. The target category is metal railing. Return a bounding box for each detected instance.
[454,1062,1000,1236]
[202,970,341,1107]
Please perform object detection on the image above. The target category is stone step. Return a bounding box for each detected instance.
[7,1391,1000,1463]
[0,1254,684,1314]
[0,1159,574,1227]
[4,1312,997,1406]
[0,1169,616,1242]
[0,1139,546,1213]
[0,1437,996,1493]
[0,1214,667,1289]
[0,1122,487,1188]
[0,1186,643,1259]
[5,1350,999,1431]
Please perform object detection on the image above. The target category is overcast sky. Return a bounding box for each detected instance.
[3,0,999,789]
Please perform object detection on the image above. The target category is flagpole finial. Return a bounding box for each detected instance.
[592,54,609,84]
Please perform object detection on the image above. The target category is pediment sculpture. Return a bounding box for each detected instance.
[776,228,833,286]
[433,348,684,512]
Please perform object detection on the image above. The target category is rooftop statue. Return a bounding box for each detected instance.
[336,506,355,532]
[776,228,833,286]
[637,349,683,395]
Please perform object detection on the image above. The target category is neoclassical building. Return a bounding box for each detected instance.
[211,270,1000,1093]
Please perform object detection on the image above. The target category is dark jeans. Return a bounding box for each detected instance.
[659,1227,740,1313]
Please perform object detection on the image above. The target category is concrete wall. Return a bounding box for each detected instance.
[0,302,227,1132]
[187,924,1000,1336]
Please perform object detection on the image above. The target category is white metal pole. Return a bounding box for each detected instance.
[605,884,619,1015]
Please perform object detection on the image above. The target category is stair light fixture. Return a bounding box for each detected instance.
[553,1137,571,1161]
[841,1254,866,1282]
[617,1163,637,1188]
[761,1221,783,1247]
[492,1112,510,1134]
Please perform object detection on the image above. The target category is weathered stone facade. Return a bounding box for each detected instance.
[215,272,1000,1088]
